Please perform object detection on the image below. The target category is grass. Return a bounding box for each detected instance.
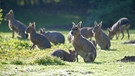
[0,30,135,76]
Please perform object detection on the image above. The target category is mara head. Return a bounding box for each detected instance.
[68,49,76,62]
[107,28,115,40]
[25,22,36,34]
[4,10,15,21]
[92,21,102,34]
[71,21,82,36]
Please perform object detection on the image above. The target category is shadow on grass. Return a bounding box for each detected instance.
[93,61,103,64]
[108,48,117,51]
[100,48,117,51]
[85,61,105,64]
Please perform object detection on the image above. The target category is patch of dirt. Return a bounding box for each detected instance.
[123,40,135,44]
[118,56,135,62]
[66,70,93,75]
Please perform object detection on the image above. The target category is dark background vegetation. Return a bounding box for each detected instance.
[0,0,135,32]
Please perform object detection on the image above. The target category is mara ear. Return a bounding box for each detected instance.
[72,22,76,27]
[94,21,98,26]
[39,28,42,32]
[39,28,43,32]
[29,22,32,26]
[107,28,111,32]
[72,22,75,25]
[33,22,35,25]
[9,9,14,15]
[42,28,46,32]
[31,22,36,28]
[99,21,103,27]
[77,21,82,28]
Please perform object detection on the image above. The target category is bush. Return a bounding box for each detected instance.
[0,37,30,50]
[34,55,65,65]
[11,60,23,65]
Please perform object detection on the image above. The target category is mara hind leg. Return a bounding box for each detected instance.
[126,29,130,39]
[75,48,78,62]
[120,29,124,40]
[85,53,95,62]
[126,24,130,39]
[116,33,120,40]
[12,30,15,38]
[30,44,36,50]
[116,34,118,39]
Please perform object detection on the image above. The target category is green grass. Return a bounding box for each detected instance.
[0,30,135,76]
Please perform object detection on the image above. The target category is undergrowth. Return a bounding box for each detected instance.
[0,33,68,65]
[34,55,65,65]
